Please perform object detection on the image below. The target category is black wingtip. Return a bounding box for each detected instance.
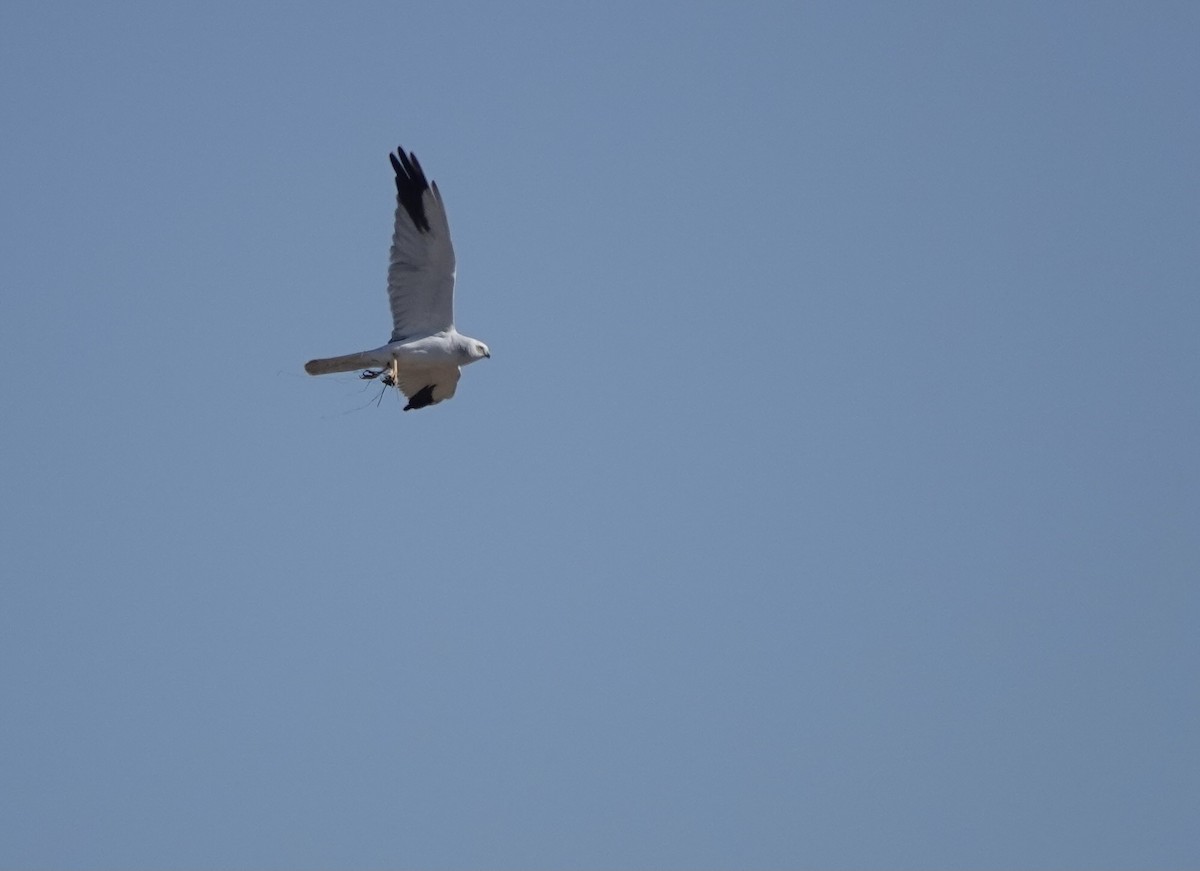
[391,146,432,233]
[403,384,438,411]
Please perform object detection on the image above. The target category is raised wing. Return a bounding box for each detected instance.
[393,365,461,411]
[387,147,456,342]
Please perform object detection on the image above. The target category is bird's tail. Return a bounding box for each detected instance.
[304,351,377,376]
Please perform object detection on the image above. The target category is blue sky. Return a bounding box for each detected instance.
[1,1,1197,867]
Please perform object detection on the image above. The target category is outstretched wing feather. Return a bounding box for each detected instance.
[387,148,456,342]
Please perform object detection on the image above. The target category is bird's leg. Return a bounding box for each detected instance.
[381,357,399,388]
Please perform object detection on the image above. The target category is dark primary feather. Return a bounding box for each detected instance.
[404,384,437,411]
[390,148,432,233]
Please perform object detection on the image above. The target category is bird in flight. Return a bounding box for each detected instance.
[305,146,490,410]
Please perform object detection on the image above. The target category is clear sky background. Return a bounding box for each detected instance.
[1,1,1197,868]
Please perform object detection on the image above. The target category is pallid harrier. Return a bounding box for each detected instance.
[305,146,489,410]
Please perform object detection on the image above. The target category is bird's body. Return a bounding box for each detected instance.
[305,146,489,410]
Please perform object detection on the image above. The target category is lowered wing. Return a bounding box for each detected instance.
[386,147,456,342]
[392,365,461,411]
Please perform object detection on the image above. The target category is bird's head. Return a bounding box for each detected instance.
[472,341,491,360]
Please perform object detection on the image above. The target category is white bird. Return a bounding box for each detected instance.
[305,146,490,410]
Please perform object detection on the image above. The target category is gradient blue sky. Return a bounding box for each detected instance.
[2,1,1198,868]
